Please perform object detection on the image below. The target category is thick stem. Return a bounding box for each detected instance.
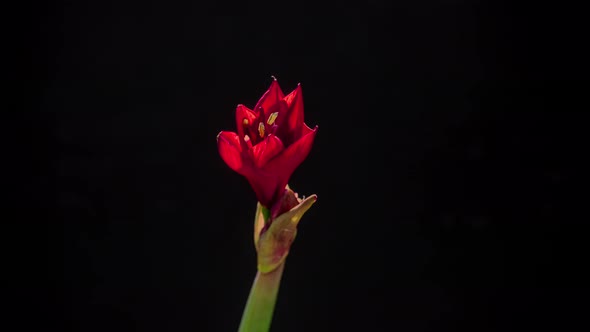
[238,263,286,332]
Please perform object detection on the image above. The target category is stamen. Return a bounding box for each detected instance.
[267,112,279,125]
[258,122,265,137]
[243,134,252,149]
[242,118,249,126]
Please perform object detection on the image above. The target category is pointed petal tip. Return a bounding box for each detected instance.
[271,75,277,81]
[304,194,318,204]
[297,193,316,204]
[293,194,317,217]
[269,79,281,89]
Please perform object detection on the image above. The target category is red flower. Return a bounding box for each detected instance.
[217,78,318,208]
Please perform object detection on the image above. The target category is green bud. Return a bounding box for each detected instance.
[255,194,317,274]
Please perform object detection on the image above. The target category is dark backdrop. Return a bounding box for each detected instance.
[24,3,588,332]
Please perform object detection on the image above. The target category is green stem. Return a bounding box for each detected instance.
[238,262,286,332]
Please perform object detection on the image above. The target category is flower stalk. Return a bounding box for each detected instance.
[239,191,317,331]
[238,262,285,332]
[217,78,318,332]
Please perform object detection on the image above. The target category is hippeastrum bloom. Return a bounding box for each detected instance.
[217,78,318,208]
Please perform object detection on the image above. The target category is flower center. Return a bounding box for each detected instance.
[243,111,280,144]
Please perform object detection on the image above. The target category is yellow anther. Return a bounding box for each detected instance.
[242,118,249,126]
[244,135,250,142]
[267,112,279,125]
[258,122,265,137]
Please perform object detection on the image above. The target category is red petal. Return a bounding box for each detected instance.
[283,84,304,133]
[263,126,317,192]
[245,172,280,208]
[254,79,285,119]
[251,134,284,168]
[217,131,243,171]
[218,132,279,206]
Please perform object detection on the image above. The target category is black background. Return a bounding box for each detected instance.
[22,2,588,332]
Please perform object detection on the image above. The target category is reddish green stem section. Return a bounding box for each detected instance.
[238,263,285,332]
